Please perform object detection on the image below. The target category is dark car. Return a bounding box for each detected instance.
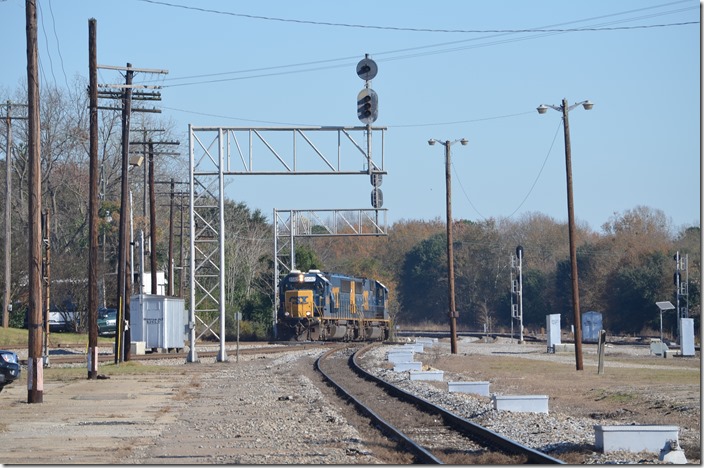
[0,350,21,393]
[98,308,118,336]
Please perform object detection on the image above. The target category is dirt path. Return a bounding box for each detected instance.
[0,369,195,464]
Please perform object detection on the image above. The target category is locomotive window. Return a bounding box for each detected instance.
[283,280,314,292]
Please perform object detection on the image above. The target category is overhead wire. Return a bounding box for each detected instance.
[47,0,70,89]
[36,0,57,88]
[502,119,564,220]
[150,2,697,88]
[136,0,694,34]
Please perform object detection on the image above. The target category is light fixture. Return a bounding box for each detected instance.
[129,155,144,167]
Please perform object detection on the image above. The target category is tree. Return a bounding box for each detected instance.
[605,251,670,334]
[398,233,447,324]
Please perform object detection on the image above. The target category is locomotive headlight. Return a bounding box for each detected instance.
[298,274,304,283]
[284,312,290,317]
[306,311,311,317]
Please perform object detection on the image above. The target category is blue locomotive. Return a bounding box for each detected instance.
[277,269,391,341]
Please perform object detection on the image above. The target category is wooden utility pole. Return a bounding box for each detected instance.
[115,63,133,363]
[3,102,13,329]
[443,141,458,355]
[155,180,187,297]
[26,0,43,403]
[178,192,186,298]
[87,18,99,378]
[41,210,51,367]
[168,179,175,296]
[95,64,167,363]
[148,140,157,294]
[136,140,179,295]
[561,98,584,371]
[3,102,27,329]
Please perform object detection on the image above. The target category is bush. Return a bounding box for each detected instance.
[225,318,271,341]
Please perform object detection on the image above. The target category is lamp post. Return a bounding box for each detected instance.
[428,137,468,355]
[537,98,592,371]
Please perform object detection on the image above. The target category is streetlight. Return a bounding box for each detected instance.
[537,98,593,371]
[428,137,468,355]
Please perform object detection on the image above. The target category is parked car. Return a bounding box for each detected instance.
[98,308,118,336]
[0,350,21,393]
[48,311,79,333]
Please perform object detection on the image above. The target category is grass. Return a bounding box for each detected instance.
[593,390,636,404]
[0,326,114,348]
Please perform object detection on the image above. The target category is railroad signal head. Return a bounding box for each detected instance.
[356,57,378,81]
[371,187,383,209]
[357,88,378,124]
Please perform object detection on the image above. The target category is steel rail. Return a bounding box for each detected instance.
[350,345,564,464]
[19,342,332,366]
[316,345,443,464]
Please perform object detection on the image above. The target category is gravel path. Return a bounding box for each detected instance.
[1,337,699,464]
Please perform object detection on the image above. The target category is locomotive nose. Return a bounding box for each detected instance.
[285,290,314,318]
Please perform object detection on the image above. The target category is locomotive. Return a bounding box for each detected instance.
[277,269,391,342]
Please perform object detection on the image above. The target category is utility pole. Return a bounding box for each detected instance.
[3,101,26,329]
[444,141,458,355]
[168,179,175,296]
[41,210,50,367]
[129,140,179,294]
[2,103,8,330]
[115,64,133,363]
[96,63,167,363]
[148,140,157,294]
[427,137,468,355]
[26,0,43,403]
[561,100,584,371]
[155,180,187,297]
[87,18,99,378]
[178,191,186,298]
[537,98,592,371]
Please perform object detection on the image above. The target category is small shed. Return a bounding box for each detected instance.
[582,311,603,343]
[130,294,186,352]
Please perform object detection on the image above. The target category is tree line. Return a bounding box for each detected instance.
[1,81,699,341]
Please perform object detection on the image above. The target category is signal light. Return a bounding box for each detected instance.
[359,95,372,118]
[371,188,383,208]
[357,88,378,124]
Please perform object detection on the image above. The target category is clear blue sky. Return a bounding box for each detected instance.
[1,0,700,233]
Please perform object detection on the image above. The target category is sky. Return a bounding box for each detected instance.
[0,0,700,234]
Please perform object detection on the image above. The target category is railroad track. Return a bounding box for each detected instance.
[23,342,332,366]
[316,344,564,465]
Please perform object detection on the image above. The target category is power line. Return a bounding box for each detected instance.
[391,111,534,129]
[137,0,696,34]
[47,0,70,89]
[37,1,57,87]
[503,120,564,219]
[161,105,534,129]
[157,16,696,88]
[146,3,696,88]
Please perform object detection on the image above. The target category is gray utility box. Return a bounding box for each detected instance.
[130,294,186,352]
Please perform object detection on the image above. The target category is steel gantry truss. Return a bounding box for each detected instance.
[273,208,388,337]
[188,125,387,362]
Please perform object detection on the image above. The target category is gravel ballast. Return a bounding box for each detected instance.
[3,337,699,464]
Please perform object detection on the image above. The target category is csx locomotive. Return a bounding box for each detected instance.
[277,269,391,342]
